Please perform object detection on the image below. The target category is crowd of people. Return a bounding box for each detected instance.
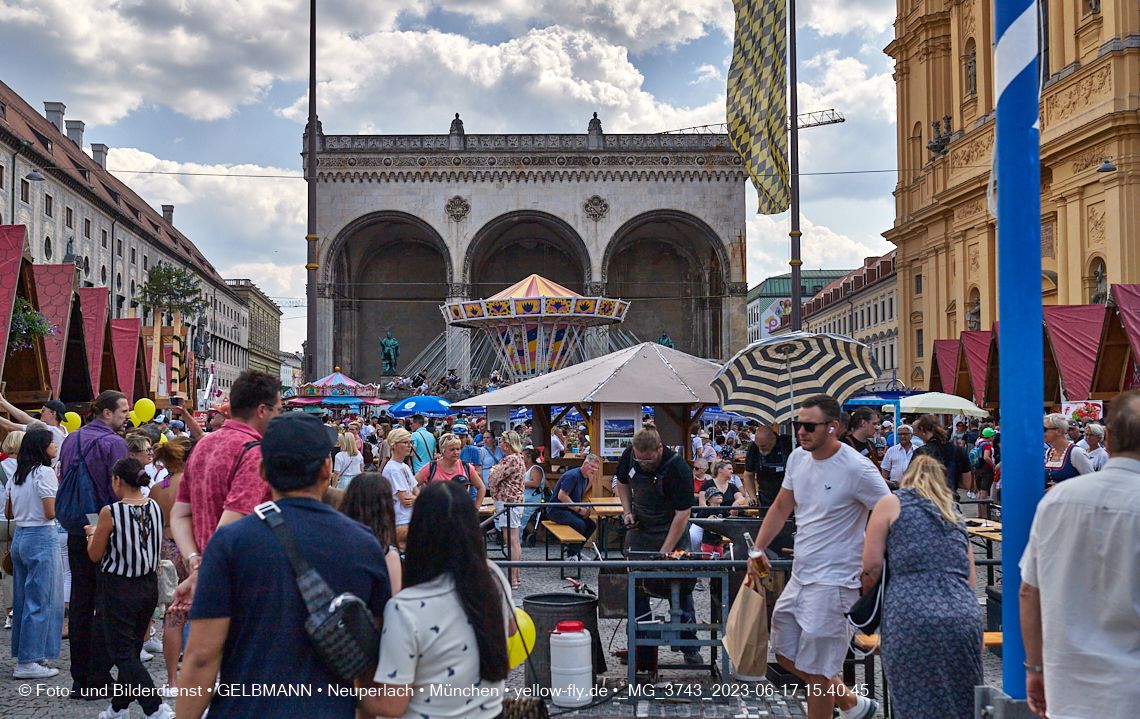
[0,371,1137,719]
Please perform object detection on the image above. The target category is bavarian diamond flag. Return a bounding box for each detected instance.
[727,0,790,214]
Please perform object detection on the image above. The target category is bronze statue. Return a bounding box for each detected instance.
[380,331,400,374]
[656,331,674,349]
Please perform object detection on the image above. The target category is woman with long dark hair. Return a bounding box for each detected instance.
[339,472,403,593]
[912,415,973,493]
[4,428,65,678]
[359,481,511,719]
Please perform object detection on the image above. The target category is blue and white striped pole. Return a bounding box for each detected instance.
[994,0,1042,699]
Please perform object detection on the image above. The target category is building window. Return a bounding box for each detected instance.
[102,229,108,248]
[44,237,52,260]
[84,218,91,238]
[130,280,136,296]
[117,239,122,257]
[873,304,878,325]
[0,164,3,188]
[65,207,73,228]
[915,274,923,295]
[889,342,895,369]
[20,179,29,203]
[130,247,136,264]
[143,255,148,271]
[916,329,924,358]
[888,295,894,319]
[116,273,122,290]
[101,266,107,284]
[45,195,53,217]
[83,256,90,277]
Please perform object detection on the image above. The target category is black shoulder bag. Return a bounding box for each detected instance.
[846,557,887,650]
[255,501,381,684]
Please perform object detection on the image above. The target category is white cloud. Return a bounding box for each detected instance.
[281,26,726,133]
[690,63,725,84]
[105,148,308,351]
[746,212,882,285]
[799,0,895,38]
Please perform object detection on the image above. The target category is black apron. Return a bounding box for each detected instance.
[624,459,686,555]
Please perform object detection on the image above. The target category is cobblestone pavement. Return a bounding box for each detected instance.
[0,507,1003,719]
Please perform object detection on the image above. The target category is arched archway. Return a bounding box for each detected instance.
[602,210,730,358]
[465,211,590,297]
[325,211,451,381]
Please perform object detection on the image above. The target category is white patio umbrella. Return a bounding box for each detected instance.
[898,392,988,418]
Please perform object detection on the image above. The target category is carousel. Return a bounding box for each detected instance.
[441,274,630,381]
[286,368,390,412]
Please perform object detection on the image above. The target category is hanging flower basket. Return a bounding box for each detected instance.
[8,297,57,356]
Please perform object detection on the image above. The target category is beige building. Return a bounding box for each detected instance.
[884,0,1140,387]
[225,278,281,380]
[775,253,901,388]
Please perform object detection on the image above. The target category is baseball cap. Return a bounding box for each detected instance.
[260,413,338,491]
[981,427,996,438]
[42,400,66,417]
[155,414,167,424]
[882,420,893,428]
[170,420,186,430]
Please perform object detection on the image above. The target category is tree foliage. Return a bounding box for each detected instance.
[137,263,208,320]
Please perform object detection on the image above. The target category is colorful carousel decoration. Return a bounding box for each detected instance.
[286,368,390,410]
[442,274,630,381]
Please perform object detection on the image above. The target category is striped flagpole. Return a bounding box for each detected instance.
[994,0,1041,699]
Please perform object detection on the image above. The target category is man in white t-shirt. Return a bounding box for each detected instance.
[0,395,68,467]
[750,393,887,719]
[550,427,566,458]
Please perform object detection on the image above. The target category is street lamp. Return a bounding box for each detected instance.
[24,169,45,182]
[1096,158,1117,173]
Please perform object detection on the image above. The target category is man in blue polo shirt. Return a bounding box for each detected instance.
[179,412,391,719]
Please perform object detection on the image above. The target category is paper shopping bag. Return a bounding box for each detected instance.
[721,574,769,681]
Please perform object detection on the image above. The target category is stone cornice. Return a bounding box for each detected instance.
[318,133,738,154]
[314,168,748,183]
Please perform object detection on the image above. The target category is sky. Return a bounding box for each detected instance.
[0,0,899,353]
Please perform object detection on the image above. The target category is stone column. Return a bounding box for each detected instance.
[724,281,749,360]
[1054,194,1070,303]
[315,287,335,378]
[1063,188,1084,303]
[446,283,473,385]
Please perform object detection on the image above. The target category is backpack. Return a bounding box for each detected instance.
[56,431,114,535]
[426,460,473,488]
[969,441,991,470]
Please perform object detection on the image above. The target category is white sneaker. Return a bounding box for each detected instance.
[140,649,154,661]
[4,610,11,629]
[564,554,579,561]
[12,661,59,679]
[97,706,129,719]
[841,695,879,719]
[146,703,175,719]
[143,637,164,653]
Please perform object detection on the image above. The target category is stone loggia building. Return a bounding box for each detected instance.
[307,115,748,382]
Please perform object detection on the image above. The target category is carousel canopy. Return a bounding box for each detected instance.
[294,367,384,400]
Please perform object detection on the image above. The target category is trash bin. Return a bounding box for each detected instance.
[522,593,606,689]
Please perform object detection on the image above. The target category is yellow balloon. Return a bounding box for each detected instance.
[129,411,139,426]
[62,411,82,433]
[507,607,536,669]
[159,433,168,444]
[134,398,156,424]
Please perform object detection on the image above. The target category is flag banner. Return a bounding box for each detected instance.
[727,0,790,214]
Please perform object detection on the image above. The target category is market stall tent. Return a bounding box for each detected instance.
[110,318,149,403]
[1090,285,1140,398]
[32,263,93,404]
[77,287,120,394]
[0,225,51,408]
[927,340,960,394]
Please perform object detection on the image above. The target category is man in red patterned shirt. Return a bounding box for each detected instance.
[169,370,281,609]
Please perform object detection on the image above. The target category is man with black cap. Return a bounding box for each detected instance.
[0,393,69,466]
[178,412,391,719]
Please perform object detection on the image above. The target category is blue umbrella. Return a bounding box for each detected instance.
[699,406,750,423]
[390,396,453,418]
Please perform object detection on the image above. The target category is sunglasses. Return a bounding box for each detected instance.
[792,420,828,433]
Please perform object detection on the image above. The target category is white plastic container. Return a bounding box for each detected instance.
[549,620,593,707]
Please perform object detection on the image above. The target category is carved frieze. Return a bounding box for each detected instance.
[961,0,976,39]
[950,131,993,169]
[1069,144,1109,172]
[445,196,471,222]
[726,282,749,297]
[955,199,985,219]
[1044,66,1112,125]
[1087,203,1106,247]
[968,244,980,278]
[583,195,609,221]
[322,133,735,153]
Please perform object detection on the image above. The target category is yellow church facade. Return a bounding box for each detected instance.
[884,0,1140,388]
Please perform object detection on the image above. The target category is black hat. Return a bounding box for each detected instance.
[42,400,66,417]
[260,412,338,491]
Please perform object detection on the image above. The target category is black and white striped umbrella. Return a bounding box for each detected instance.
[711,332,879,425]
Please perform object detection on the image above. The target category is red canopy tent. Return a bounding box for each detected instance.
[953,330,992,406]
[0,226,51,408]
[32,264,93,404]
[111,318,149,403]
[1090,285,1140,398]
[927,339,960,393]
[77,287,120,394]
[1042,305,1107,401]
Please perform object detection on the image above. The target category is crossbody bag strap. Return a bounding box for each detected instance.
[255,501,336,614]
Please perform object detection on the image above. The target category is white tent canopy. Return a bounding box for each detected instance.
[452,343,722,408]
[898,392,989,417]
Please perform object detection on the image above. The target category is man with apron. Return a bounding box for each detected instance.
[614,427,700,664]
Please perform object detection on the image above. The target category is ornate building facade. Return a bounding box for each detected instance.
[307,114,749,382]
[225,279,280,380]
[884,0,1140,387]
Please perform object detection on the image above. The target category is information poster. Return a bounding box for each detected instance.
[1061,401,1103,424]
[599,404,642,458]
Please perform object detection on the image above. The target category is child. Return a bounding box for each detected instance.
[85,458,171,719]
